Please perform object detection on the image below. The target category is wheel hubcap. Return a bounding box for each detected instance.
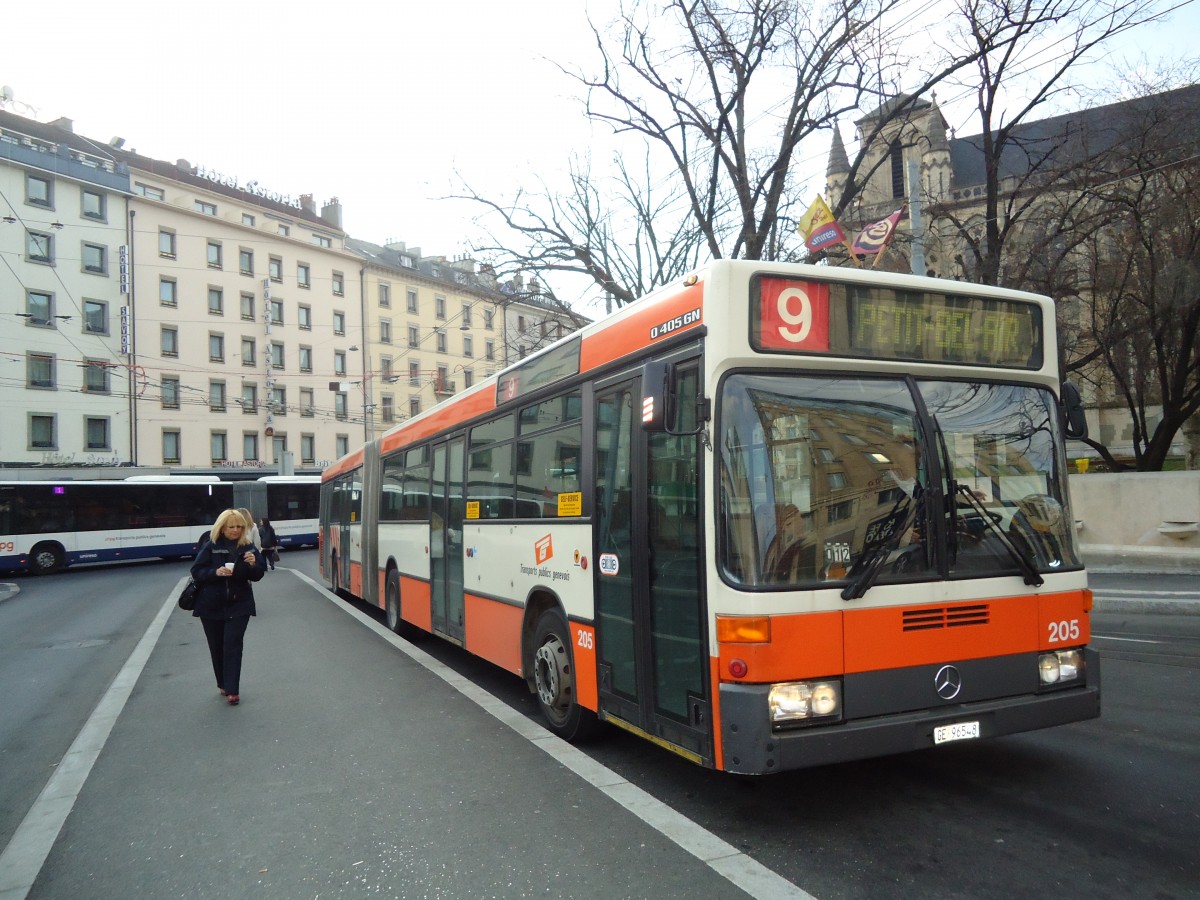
[534,635,572,716]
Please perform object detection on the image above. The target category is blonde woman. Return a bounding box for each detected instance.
[189,508,267,705]
[237,508,261,549]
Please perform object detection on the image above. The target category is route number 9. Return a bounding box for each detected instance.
[776,287,813,343]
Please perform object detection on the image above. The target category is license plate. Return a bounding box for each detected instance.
[934,721,980,745]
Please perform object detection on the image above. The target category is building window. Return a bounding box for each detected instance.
[437,365,450,392]
[241,293,255,320]
[242,213,256,227]
[277,223,290,237]
[890,138,905,199]
[378,283,390,307]
[485,309,494,330]
[270,343,284,369]
[195,200,217,216]
[435,295,446,319]
[243,432,259,461]
[269,256,282,282]
[463,335,473,358]
[334,351,347,376]
[336,435,349,457]
[26,290,53,326]
[333,311,345,335]
[300,388,314,417]
[333,272,344,296]
[335,393,348,419]
[299,346,313,372]
[462,303,472,327]
[436,330,447,353]
[135,183,165,201]
[298,305,312,330]
[209,333,225,362]
[463,369,474,389]
[159,278,177,307]
[209,287,224,315]
[407,325,420,348]
[380,320,392,344]
[313,234,332,248]
[84,360,110,393]
[26,173,52,207]
[83,299,108,334]
[211,431,228,462]
[159,229,176,257]
[27,230,53,264]
[381,357,393,381]
[241,383,257,412]
[409,398,421,419]
[207,241,223,269]
[162,430,181,464]
[82,190,106,221]
[297,263,310,289]
[269,300,284,325]
[381,396,395,423]
[161,326,178,357]
[28,353,55,388]
[85,417,110,451]
[30,414,56,449]
[409,360,421,386]
[210,381,226,411]
[161,377,180,408]
[269,386,286,413]
[239,249,254,276]
[407,288,418,313]
[301,433,315,463]
[241,337,256,366]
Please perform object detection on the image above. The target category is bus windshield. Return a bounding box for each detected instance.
[718,374,1079,590]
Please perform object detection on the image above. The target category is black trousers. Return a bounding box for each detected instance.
[201,615,251,695]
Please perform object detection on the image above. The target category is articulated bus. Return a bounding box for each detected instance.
[0,474,320,574]
[319,260,1099,774]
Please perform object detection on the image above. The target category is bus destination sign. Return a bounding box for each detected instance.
[754,277,1042,369]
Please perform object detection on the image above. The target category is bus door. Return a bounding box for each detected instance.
[430,438,466,642]
[593,364,710,763]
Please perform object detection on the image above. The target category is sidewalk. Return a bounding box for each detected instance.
[16,571,791,900]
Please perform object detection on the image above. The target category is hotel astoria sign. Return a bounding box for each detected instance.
[194,164,302,209]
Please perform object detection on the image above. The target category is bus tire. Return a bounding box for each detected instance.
[531,608,601,742]
[385,569,420,639]
[29,542,66,576]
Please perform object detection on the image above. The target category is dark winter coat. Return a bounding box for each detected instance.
[189,536,266,620]
[259,522,278,549]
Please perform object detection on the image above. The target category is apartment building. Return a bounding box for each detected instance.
[116,152,363,472]
[0,111,134,466]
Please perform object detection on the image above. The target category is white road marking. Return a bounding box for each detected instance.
[297,570,816,900]
[0,585,178,900]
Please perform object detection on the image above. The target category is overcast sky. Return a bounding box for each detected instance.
[4,0,1197,310]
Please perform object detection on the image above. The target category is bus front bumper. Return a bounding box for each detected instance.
[718,649,1101,774]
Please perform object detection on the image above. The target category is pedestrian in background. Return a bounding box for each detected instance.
[238,508,261,548]
[190,508,267,706]
[259,517,279,571]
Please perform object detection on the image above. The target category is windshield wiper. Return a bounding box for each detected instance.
[841,490,920,601]
[955,483,1044,587]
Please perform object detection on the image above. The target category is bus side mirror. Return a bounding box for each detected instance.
[1061,381,1088,440]
[641,360,673,433]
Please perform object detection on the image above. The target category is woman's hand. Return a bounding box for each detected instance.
[242,550,257,565]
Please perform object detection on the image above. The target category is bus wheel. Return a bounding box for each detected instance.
[532,609,600,742]
[385,569,419,639]
[29,542,65,575]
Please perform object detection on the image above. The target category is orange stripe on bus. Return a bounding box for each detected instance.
[349,560,364,597]
[463,593,524,675]
[399,575,433,632]
[323,448,364,481]
[579,280,705,372]
[709,655,724,772]
[380,389,497,456]
[717,611,843,683]
[569,622,598,712]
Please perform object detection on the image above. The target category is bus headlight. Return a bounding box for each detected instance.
[1039,649,1085,685]
[768,680,842,727]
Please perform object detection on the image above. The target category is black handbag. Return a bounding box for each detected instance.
[178,578,199,611]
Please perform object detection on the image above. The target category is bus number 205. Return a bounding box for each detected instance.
[1048,619,1080,643]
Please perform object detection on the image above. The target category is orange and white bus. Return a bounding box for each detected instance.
[319,260,1099,774]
